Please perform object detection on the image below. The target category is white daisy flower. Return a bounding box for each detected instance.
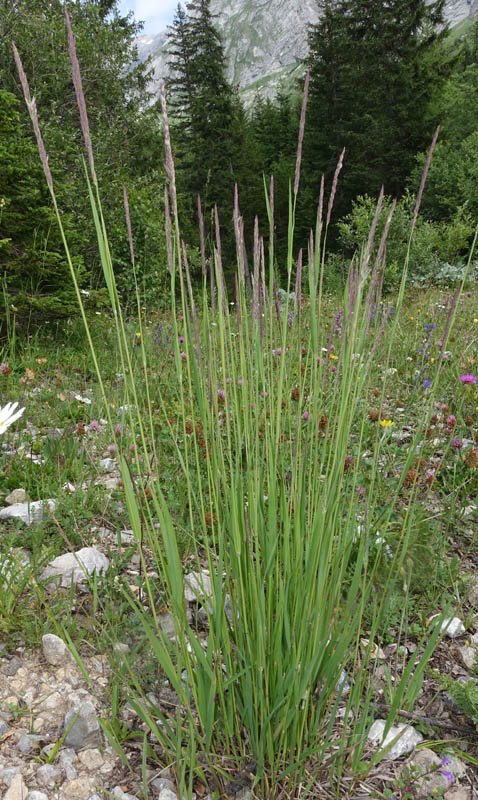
[0,402,25,435]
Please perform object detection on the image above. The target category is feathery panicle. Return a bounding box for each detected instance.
[160,84,178,216]
[233,185,247,285]
[294,69,310,197]
[412,126,440,230]
[197,195,207,280]
[326,148,345,227]
[64,9,96,185]
[12,43,53,194]
[123,187,135,267]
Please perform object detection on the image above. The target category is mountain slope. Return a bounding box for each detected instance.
[137,0,478,102]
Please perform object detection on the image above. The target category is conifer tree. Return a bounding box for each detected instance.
[303,0,448,224]
[166,0,249,259]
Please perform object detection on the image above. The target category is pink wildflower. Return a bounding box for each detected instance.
[459,373,477,385]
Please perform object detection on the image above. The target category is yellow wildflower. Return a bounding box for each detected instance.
[379,419,393,428]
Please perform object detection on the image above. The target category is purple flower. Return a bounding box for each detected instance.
[302,410,310,421]
[0,363,11,375]
[440,770,454,784]
[88,419,101,432]
[451,437,463,450]
[114,423,122,437]
[459,373,477,385]
[272,347,283,357]
[440,756,451,767]
[107,443,117,456]
[423,379,432,389]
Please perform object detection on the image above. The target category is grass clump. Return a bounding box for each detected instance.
[3,16,477,799]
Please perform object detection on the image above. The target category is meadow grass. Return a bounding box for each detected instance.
[1,19,477,799]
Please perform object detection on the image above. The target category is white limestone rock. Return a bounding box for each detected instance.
[0,499,56,525]
[40,547,109,590]
[368,718,423,760]
[42,634,71,666]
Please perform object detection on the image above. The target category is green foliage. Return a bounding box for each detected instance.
[166,0,254,266]
[0,88,85,327]
[337,193,474,288]
[441,675,478,725]
[413,60,478,221]
[0,0,167,319]
[302,0,450,225]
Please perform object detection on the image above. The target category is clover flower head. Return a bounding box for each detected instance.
[0,402,25,435]
[459,373,477,385]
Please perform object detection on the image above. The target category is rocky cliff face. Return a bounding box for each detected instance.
[137,0,478,102]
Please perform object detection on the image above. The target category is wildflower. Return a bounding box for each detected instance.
[440,756,451,767]
[134,332,141,346]
[0,402,25,434]
[423,379,432,389]
[88,419,101,432]
[344,454,354,471]
[272,348,282,357]
[107,443,117,456]
[302,410,310,422]
[451,437,463,450]
[329,353,338,361]
[0,363,11,375]
[178,335,185,343]
[459,373,477,385]
[217,389,225,404]
[180,351,187,361]
[440,770,454,784]
[291,387,300,402]
[114,423,122,437]
[447,415,457,428]
[368,409,380,422]
[379,419,393,428]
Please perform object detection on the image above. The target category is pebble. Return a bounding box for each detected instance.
[99,458,116,472]
[440,617,466,638]
[42,634,71,666]
[5,488,27,505]
[0,719,10,736]
[36,764,61,788]
[368,719,423,759]
[184,570,213,602]
[458,645,476,671]
[0,767,22,786]
[40,547,109,590]
[151,778,176,795]
[112,787,139,800]
[155,789,178,800]
[26,793,50,800]
[3,774,29,800]
[63,701,102,749]
[1,655,23,676]
[0,499,56,525]
[16,733,42,754]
